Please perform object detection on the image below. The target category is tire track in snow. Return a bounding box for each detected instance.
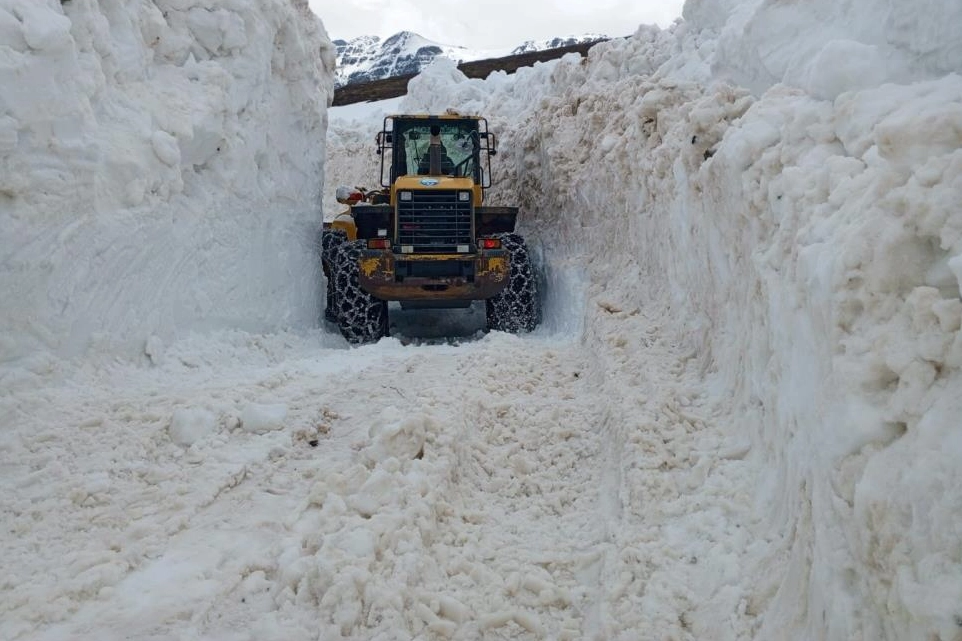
[3,321,761,640]
[576,301,761,640]
[209,334,616,639]
[424,336,612,639]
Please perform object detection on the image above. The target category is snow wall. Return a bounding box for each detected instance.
[324,0,962,637]
[0,0,334,365]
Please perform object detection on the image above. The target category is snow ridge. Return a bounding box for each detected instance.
[0,0,335,366]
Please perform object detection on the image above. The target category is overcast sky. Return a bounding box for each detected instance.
[310,0,686,50]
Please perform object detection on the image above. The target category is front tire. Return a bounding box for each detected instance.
[321,229,348,323]
[331,240,389,344]
[486,233,540,333]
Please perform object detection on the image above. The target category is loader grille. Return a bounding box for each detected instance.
[397,190,473,253]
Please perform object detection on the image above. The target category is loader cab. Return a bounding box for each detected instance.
[376,115,497,198]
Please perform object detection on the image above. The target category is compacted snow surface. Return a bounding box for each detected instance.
[5,320,753,640]
[3,0,962,640]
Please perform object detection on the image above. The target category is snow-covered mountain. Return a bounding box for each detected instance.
[333,31,605,86]
[509,35,607,55]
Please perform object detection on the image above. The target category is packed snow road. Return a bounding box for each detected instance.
[1,302,759,640]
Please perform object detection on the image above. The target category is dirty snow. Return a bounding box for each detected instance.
[3,0,962,640]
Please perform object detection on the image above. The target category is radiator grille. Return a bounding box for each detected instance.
[397,190,473,252]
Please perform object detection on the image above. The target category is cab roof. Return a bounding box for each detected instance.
[387,113,483,121]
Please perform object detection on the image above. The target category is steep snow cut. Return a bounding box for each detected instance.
[350,11,962,640]
[0,0,334,367]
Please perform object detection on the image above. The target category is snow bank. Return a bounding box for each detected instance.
[0,0,335,366]
[323,96,401,221]
[684,0,962,98]
[327,8,962,638]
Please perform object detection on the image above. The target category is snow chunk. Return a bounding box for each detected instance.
[948,254,962,298]
[169,408,217,446]
[437,595,470,623]
[363,411,429,463]
[240,403,288,434]
[20,3,72,53]
[0,115,18,152]
[800,40,894,101]
[327,526,376,558]
[144,335,165,366]
[150,130,180,167]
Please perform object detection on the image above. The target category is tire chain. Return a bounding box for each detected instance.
[486,233,540,333]
[321,228,348,323]
[331,240,388,344]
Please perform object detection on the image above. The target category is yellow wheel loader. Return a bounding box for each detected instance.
[321,114,539,344]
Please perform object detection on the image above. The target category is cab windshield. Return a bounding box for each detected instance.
[392,119,480,180]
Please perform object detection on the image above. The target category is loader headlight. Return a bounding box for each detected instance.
[400,191,412,201]
[458,191,470,202]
